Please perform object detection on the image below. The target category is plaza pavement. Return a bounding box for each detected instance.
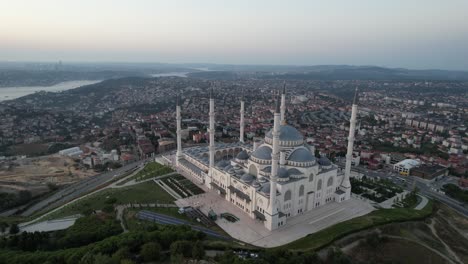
[176,189,374,248]
[20,216,79,233]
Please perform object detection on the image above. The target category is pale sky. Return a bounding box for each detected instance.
[1,0,468,70]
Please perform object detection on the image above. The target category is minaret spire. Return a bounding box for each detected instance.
[269,94,281,213]
[175,94,183,166]
[207,84,215,184]
[280,82,286,124]
[342,87,358,200]
[239,88,245,143]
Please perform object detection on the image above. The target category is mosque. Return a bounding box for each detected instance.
[173,86,358,231]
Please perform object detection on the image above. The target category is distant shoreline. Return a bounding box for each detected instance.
[0,80,102,102]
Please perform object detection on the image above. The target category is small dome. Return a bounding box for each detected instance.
[251,145,272,160]
[277,167,289,178]
[261,166,272,173]
[266,125,304,142]
[236,150,249,160]
[241,173,255,183]
[252,181,261,188]
[259,183,271,195]
[288,148,315,163]
[287,168,303,176]
[223,164,233,171]
[258,177,268,183]
[216,160,230,169]
[318,157,332,166]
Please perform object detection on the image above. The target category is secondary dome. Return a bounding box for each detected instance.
[318,157,332,166]
[288,148,315,163]
[216,160,230,169]
[251,145,272,160]
[277,167,289,179]
[236,150,249,160]
[241,173,255,183]
[259,182,271,195]
[266,124,304,142]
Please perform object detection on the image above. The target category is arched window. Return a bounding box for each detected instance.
[284,190,292,201]
[317,179,322,191]
[327,177,334,187]
[309,173,314,182]
[249,164,258,176]
[299,185,305,197]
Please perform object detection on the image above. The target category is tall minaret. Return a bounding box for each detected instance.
[342,88,359,200]
[175,95,183,166]
[239,90,245,143]
[208,87,215,180]
[269,95,281,212]
[280,82,286,124]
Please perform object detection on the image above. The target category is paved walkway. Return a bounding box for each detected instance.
[154,178,183,199]
[379,191,409,209]
[111,171,177,188]
[20,216,80,233]
[176,191,374,248]
[415,194,429,210]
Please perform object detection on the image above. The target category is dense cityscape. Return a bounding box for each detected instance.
[1,1,468,263]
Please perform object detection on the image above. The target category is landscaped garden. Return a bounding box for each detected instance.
[160,174,205,198]
[117,161,174,185]
[351,176,404,203]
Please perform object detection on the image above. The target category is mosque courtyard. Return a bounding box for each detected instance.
[175,182,375,248]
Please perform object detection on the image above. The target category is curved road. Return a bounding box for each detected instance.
[20,159,147,217]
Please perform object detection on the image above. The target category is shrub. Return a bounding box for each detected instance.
[140,242,161,262]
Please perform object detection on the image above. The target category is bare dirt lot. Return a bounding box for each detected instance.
[0,154,97,196]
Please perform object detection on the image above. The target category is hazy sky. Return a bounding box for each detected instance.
[1,0,468,70]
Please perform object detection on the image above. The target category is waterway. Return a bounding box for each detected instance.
[0,80,102,101]
[150,72,189,77]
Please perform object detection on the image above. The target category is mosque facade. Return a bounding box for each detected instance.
[174,87,357,230]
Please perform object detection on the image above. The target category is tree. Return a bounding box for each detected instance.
[112,246,131,262]
[9,223,19,234]
[102,205,114,214]
[91,254,117,264]
[314,149,320,158]
[192,240,205,260]
[140,242,161,262]
[171,254,184,264]
[170,240,192,258]
[17,190,32,204]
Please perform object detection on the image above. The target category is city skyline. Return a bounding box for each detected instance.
[1,0,468,70]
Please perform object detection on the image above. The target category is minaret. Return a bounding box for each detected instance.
[239,90,245,143]
[208,87,215,180]
[175,95,183,166]
[269,95,281,212]
[342,88,358,200]
[280,82,286,124]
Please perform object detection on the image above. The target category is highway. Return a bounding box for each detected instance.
[347,164,468,216]
[20,159,148,217]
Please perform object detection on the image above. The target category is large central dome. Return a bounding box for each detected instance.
[265,124,304,143]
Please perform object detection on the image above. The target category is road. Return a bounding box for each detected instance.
[20,159,148,217]
[346,164,468,216]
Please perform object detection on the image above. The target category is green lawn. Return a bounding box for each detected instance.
[46,181,175,220]
[279,200,434,252]
[117,162,174,185]
[125,207,229,236]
